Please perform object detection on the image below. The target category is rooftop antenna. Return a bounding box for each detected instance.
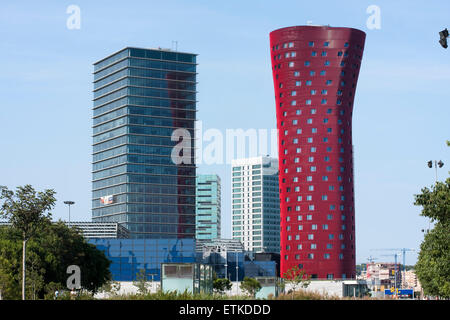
[307,21,313,25]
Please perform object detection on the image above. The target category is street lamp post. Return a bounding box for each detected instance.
[427,160,444,183]
[63,201,75,227]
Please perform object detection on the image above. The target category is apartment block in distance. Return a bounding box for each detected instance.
[196,174,221,240]
[92,47,197,239]
[270,26,366,279]
[231,156,280,253]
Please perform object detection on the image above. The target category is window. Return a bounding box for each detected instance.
[324,60,330,66]
[308,234,314,240]
[310,70,316,76]
[294,71,300,76]
[304,61,310,66]
[322,176,328,181]
[291,91,297,96]
[321,89,328,95]
[320,70,326,76]
[307,118,313,124]
[291,100,297,106]
[306,176,312,182]
[311,51,317,56]
[292,119,298,125]
[306,215,312,220]
[308,41,314,47]
[324,41,329,47]
[306,99,312,105]
[307,137,313,143]
[322,195,328,200]
[306,80,312,86]
[311,224,317,230]
[326,80,332,85]
[308,205,315,211]
[288,42,294,48]
[311,244,317,249]
[321,99,327,104]
[295,81,301,86]
[321,51,327,56]
[311,89,317,95]
[310,166,316,172]
[324,254,330,259]
[310,108,316,114]
[296,128,302,134]
[289,62,295,67]
[308,253,314,259]
[296,109,301,115]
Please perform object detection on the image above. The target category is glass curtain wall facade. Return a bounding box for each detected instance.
[270,26,365,279]
[89,238,196,281]
[92,47,197,239]
[195,174,221,240]
[231,156,280,253]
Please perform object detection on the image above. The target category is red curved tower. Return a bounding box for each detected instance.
[270,26,366,279]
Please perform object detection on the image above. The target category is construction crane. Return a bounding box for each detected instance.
[379,252,401,296]
[371,248,417,289]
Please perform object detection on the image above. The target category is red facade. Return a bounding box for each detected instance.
[270,26,365,279]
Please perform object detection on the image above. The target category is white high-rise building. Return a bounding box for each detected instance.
[231,156,280,253]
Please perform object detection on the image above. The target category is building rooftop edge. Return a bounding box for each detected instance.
[270,25,366,35]
[93,46,198,66]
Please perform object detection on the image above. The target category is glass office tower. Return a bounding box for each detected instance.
[195,174,221,240]
[92,47,197,239]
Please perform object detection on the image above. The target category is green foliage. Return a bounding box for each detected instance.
[414,177,450,298]
[108,289,253,300]
[283,265,311,297]
[0,185,56,241]
[239,277,261,297]
[133,269,150,295]
[0,220,111,299]
[213,278,232,294]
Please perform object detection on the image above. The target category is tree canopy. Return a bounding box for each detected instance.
[0,220,111,299]
[414,177,450,298]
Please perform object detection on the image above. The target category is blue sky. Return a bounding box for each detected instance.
[0,0,449,265]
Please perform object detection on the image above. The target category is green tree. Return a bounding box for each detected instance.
[0,185,56,300]
[240,277,261,298]
[283,265,311,299]
[0,219,111,299]
[213,278,232,295]
[133,269,150,295]
[414,177,450,298]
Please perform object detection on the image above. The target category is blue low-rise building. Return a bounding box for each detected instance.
[89,238,196,281]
